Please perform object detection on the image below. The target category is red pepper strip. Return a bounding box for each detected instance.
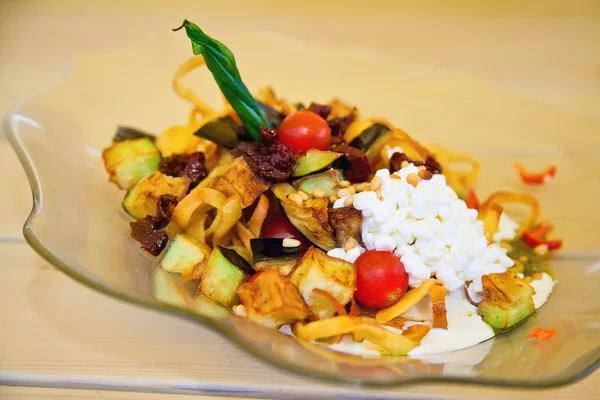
[527,327,556,340]
[465,189,479,210]
[522,232,563,250]
[514,162,557,185]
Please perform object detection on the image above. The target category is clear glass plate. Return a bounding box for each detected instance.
[4,29,600,388]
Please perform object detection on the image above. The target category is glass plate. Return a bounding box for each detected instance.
[4,29,600,388]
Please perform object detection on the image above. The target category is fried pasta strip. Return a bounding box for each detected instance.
[376,278,437,323]
[481,191,540,236]
[430,285,449,329]
[172,56,216,118]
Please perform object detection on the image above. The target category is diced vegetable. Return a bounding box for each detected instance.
[198,246,249,307]
[288,247,356,319]
[193,116,241,148]
[292,169,343,198]
[522,225,563,251]
[514,162,557,185]
[250,238,301,272]
[237,269,310,328]
[122,171,190,220]
[102,137,161,190]
[465,189,479,210]
[272,183,336,250]
[348,123,391,153]
[155,124,202,157]
[113,126,156,143]
[328,207,363,248]
[527,327,556,340]
[210,157,270,208]
[477,272,535,330]
[293,149,342,177]
[218,246,255,276]
[160,233,211,281]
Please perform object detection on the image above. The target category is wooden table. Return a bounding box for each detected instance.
[1,1,599,398]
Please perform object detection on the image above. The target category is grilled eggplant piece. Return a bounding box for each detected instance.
[293,149,342,177]
[349,123,391,154]
[219,246,255,276]
[193,116,241,148]
[122,172,189,220]
[272,183,336,250]
[237,268,310,328]
[289,247,356,319]
[251,238,301,272]
[328,207,363,248]
[198,246,250,307]
[292,169,343,197]
[160,233,211,281]
[477,272,535,330]
[102,137,161,190]
[211,157,270,208]
[113,126,156,143]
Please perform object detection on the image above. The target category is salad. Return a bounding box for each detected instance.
[102,21,562,357]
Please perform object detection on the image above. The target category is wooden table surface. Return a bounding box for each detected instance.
[1,1,599,399]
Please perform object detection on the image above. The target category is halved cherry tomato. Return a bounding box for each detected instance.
[354,250,409,309]
[261,215,310,254]
[278,110,331,151]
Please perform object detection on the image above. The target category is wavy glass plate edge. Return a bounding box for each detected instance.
[3,29,599,390]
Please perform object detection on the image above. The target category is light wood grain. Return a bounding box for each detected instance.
[0,0,599,399]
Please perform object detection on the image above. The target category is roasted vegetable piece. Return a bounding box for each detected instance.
[328,207,363,248]
[250,238,301,273]
[198,246,249,307]
[349,123,391,153]
[292,169,343,198]
[122,172,190,220]
[477,272,535,330]
[193,116,241,148]
[160,233,211,281]
[219,246,255,276]
[288,247,356,319]
[293,149,342,177]
[272,183,336,250]
[210,157,270,208]
[237,269,310,328]
[102,137,161,190]
[113,126,156,143]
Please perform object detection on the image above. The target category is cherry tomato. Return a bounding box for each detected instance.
[354,250,409,309]
[261,215,310,254]
[278,110,331,151]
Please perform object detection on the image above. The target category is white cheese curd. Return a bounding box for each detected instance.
[493,212,519,243]
[327,244,366,263]
[334,165,514,293]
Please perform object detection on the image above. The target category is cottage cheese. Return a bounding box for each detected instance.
[332,165,514,293]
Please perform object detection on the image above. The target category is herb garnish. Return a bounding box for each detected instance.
[173,20,271,141]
